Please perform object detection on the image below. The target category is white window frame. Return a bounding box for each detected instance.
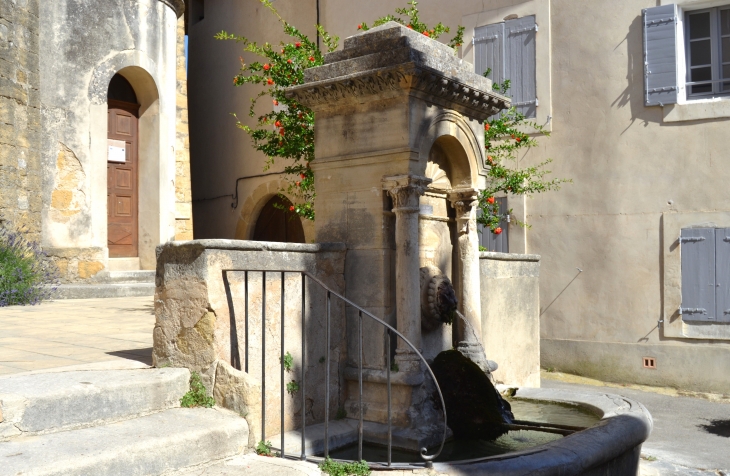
[661,0,730,120]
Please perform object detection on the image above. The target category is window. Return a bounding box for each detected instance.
[473,16,538,118]
[685,7,730,97]
[644,3,730,105]
[680,227,730,323]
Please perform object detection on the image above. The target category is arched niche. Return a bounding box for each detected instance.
[252,195,305,244]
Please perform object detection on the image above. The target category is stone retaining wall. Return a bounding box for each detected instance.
[153,239,347,444]
[480,251,541,387]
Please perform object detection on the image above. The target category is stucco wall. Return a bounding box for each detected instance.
[0,0,41,240]
[480,252,540,387]
[188,0,730,392]
[175,13,193,240]
[38,0,181,279]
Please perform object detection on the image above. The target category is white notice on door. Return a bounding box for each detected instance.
[108,139,126,163]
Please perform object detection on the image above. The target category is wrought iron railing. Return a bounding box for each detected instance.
[221,269,448,467]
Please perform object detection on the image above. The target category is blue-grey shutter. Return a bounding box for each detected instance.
[474,22,505,87]
[505,16,537,118]
[478,197,509,253]
[681,228,715,322]
[643,4,679,106]
[715,228,730,323]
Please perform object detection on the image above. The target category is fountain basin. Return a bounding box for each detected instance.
[316,387,652,475]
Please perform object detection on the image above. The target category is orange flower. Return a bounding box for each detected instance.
[494,227,503,235]
[279,128,285,135]
[484,123,490,131]
[275,120,281,127]
[423,31,430,37]
[267,78,273,85]
[358,24,362,30]
[263,64,270,70]
[273,100,279,106]
[289,206,295,211]
[487,196,495,204]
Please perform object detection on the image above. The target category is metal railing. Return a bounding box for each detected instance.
[221,269,448,467]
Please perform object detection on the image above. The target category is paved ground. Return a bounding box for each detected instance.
[0,296,153,375]
[1,299,729,475]
[542,372,730,475]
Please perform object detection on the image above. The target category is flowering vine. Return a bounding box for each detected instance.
[477,72,570,235]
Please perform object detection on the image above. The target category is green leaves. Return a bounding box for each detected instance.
[358,1,464,51]
[180,372,215,408]
[218,1,329,222]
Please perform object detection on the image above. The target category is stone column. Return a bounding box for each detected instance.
[383,174,431,372]
[448,189,484,358]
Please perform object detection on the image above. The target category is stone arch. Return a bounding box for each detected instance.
[88,52,167,269]
[235,179,313,242]
[417,111,485,189]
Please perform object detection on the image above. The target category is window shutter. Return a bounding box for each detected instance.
[681,228,716,322]
[505,16,538,118]
[474,22,505,86]
[477,197,509,253]
[715,228,730,323]
[643,4,679,106]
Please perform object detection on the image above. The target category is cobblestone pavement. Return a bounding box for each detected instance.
[0,296,153,375]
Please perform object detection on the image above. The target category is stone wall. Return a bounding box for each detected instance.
[0,0,41,240]
[153,239,346,444]
[480,251,540,387]
[174,14,193,240]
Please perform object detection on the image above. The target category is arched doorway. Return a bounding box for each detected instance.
[107,74,140,257]
[252,195,305,243]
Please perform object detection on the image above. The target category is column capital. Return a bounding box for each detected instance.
[382,174,432,212]
[447,188,479,223]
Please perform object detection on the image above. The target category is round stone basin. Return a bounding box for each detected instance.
[324,387,653,475]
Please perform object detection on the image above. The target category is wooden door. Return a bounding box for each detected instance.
[107,100,139,257]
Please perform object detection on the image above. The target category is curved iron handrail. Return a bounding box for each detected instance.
[221,269,448,467]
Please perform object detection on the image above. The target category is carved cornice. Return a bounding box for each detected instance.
[382,174,432,212]
[286,66,510,121]
[159,0,185,18]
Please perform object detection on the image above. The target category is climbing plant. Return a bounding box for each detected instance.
[477,71,570,235]
[218,1,567,230]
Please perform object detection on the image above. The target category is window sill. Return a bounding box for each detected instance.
[663,98,730,122]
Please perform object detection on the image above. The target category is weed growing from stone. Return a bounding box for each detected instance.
[180,372,215,408]
[335,406,347,420]
[286,379,300,395]
[390,361,399,373]
[256,440,273,456]
[281,351,294,372]
[319,356,326,363]
[319,458,371,476]
[0,225,59,307]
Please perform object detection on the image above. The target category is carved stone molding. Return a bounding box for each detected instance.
[448,188,479,233]
[287,66,509,121]
[382,174,432,212]
[159,0,185,18]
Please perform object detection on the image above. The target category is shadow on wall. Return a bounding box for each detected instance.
[612,15,663,134]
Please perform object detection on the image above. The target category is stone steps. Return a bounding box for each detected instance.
[0,368,189,437]
[53,269,156,300]
[54,282,155,299]
[0,368,249,476]
[0,407,249,476]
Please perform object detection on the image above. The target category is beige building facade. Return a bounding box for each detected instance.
[187,0,730,393]
[0,0,193,282]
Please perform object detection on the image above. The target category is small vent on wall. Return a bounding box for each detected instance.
[643,357,657,369]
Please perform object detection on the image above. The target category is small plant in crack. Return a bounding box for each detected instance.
[286,380,300,395]
[390,361,399,373]
[319,457,371,476]
[335,406,347,420]
[280,351,294,372]
[180,371,215,408]
[256,440,273,456]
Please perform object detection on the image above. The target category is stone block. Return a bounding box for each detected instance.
[78,260,104,279]
[213,360,261,448]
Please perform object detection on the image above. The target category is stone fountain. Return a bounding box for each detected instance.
[153,21,652,474]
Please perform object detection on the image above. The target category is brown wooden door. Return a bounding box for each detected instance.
[107,100,139,257]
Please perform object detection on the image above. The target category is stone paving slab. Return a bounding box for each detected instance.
[0,296,154,375]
